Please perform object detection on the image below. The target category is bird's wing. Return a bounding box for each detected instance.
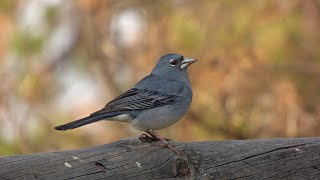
[91,88,179,115]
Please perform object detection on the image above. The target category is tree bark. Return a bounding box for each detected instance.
[1,137,320,180]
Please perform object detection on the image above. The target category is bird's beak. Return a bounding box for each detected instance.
[180,57,197,70]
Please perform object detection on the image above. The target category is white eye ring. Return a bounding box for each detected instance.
[170,59,177,66]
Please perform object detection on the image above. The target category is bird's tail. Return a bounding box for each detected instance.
[54,114,110,131]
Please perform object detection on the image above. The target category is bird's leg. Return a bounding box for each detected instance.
[145,129,179,154]
[139,133,158,143]
[139,131,172,142]
[139,131,171,142]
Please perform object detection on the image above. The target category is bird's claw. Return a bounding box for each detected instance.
[140,131,179,154]
[139,134,172,143]
[139,134,157,143]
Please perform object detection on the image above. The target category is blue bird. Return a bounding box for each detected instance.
[55,53,197,152]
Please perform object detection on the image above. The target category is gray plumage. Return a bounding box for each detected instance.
[54,53,196,132]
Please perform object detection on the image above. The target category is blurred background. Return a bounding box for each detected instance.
[1,0,320,155]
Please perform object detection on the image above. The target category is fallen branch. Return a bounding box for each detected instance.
[1,137,320,179]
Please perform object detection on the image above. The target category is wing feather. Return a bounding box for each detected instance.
[91,88,179,115]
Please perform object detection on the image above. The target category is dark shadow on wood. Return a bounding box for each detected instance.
[1,138,320,179]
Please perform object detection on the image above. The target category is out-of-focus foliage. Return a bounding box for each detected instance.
[1,0,320,155]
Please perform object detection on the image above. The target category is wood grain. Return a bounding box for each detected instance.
[1,138,320,179]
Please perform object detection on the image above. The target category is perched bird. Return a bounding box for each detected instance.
[55,53,196,152]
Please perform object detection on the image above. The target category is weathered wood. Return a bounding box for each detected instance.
[1,138,320,180]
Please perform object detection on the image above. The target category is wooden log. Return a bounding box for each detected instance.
[1,137,320,179]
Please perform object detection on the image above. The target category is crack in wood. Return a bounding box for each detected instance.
[95,162,107,173]
[241,143,309,161]
[206,143,309,170]
[65,171,104,179]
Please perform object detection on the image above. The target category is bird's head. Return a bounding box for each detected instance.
[151,53,197,80]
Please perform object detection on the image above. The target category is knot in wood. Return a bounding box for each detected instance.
[175,158,193,178]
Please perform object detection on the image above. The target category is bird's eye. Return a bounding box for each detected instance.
[170,59,178,66]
